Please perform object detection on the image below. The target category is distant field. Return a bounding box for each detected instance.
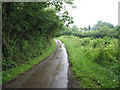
[57,35,119,88]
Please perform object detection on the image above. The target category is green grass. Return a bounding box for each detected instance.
[57,35,119,88]
[2,39,56,84]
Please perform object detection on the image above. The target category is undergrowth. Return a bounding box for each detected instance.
[57,35,119,88]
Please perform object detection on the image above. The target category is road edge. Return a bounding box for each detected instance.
[58,39,82,88]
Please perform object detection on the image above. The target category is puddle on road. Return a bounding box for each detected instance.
[4,39,69,88]
[50,42,69,88]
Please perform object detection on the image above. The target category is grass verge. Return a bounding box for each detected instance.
[57,35,119,88]
[2,39,56,84]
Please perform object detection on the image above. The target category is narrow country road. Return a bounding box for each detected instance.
[4,39,69,88]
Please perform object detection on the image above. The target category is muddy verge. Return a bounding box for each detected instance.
[65,48,82,88]
[68,61,82,88]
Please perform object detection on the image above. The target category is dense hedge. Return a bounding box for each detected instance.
[56,25,119,39]
[73,26,119,38]
[2,2,72,70]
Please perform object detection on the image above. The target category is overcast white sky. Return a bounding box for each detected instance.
[66,0,120,28]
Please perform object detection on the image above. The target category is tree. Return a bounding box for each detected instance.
[88,25,91,30]
[84,27,87,31]
[2,2,74,70]
[94,20,114,30]
[72,25,79,32]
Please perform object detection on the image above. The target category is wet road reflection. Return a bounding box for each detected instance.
[5,39,69,88]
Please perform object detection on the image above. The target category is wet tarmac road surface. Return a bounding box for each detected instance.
[4,39,69,88]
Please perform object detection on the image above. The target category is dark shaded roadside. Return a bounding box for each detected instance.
[68,61,82,88]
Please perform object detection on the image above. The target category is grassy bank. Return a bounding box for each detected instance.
[57,36,119,88]
[2,39,56,84]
